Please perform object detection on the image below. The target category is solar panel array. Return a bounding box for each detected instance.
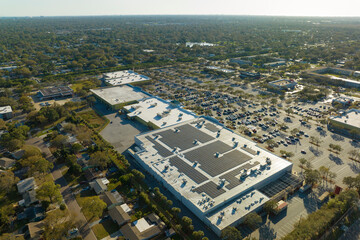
[169,157,208,184]
[219,161,260,190]
[194,181,226,198]
[145,136,172,158]
[157,124,214,151]
[204,123,220,132]
[184,141,252,177]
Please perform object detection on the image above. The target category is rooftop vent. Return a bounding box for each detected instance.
[215,152,221,158]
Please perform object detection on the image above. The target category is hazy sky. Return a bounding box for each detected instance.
[1,0,360,17]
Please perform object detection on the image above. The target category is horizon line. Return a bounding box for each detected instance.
[1,14,360,18]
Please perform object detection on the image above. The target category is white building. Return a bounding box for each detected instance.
[130,118,295,236]
[269,79,297,90]
[103,70,150,86]
[0,106,13,120]
[123,98,197,129]
[329,109,360,138]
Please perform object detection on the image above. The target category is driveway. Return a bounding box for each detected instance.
[52,165,97,240]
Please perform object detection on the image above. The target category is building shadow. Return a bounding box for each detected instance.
[259,221,277,240]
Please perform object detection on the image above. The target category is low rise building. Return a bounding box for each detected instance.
[120,213,166,240]
[0,157,16,169]
[123,97,197,129]
[17,177,36,194]
[90,178,108,195]
[108,205,131,226]
[269,79,297,90]
[0,106,13,120]
[240,71,261,79]
[329,109,360,139]
[37,86,73,100]
[90,86,149,110]
[230,58,253,66]
[103,70,150,86]
[130,118,295,236]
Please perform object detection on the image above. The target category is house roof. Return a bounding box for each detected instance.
[120,213,165,240]
[101,191,124,207]
[27,221,44,239]
[91,178,107,195]
[108,205,131,226]
[11,149,25,160]
[17,177,36,194]
[0,157,16,169]
[23,189,38,206]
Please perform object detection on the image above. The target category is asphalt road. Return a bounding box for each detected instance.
[51,165,97,240]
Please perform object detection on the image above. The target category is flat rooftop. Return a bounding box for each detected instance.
[90,86,149,106]
[124,98,196,128]
[134,118,292,231]
[330,109,360,129]
[103,70,150,86]
[270,79,294,86]
[0,105,12,114]
[39,86,73,97]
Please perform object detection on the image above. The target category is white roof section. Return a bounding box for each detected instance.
[121,203,132,213]
[134,118,292,231]
[124,98,197,128]
[207,190,269,231]
[0,106,12,114]
[330,76,360,86]
[330,109,360,129]
[90,86,149,106]
[133,218,154,233]
[103,70,150,86]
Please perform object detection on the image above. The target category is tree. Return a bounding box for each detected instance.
[266,139,276,149]
[343,174,360,191]
[221,226,242,240]
[263,200,277,215]
[21,156,53,176]
[310,136,322,150]
[348,149,360,161]
[22,145,42,159]
[0,171,19,194]
[299,158,307,169]
[42,208,74,240]
[304,169,321,186]
[131,169,145,181]
[171,207,181,219]
[181,216,194,233]
[50,134,69,148]
[89,151,111,169]
[192,231,205,240]
[36,181,62,204]
[81,196,107,221]
[319,166,330,184]
[243,212,262,229]
[290,128,299,136]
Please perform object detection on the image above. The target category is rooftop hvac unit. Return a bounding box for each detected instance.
[257,150,261,155]
[244,144,247,148]
[266,158,272,165]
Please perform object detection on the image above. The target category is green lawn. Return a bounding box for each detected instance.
[92,219,119,240]
[75,189,101,221]
[78,110,109,132]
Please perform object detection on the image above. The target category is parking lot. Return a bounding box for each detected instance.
[95,104,149,154]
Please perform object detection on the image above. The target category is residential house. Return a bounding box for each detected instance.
[120,213,166,240]
[108,205,131,226]
[0,157,16,169]
[17,177,36,194]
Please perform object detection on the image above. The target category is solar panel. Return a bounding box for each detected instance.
[204,123,220,132]
[169,157,208,184]
[219,161,260,190]
[184,141,252,177]
[194,181,226,198]
[145,136,172,158]
[157,124,214,151]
